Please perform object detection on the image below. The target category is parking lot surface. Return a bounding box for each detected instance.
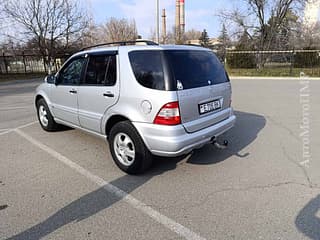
[1,78,319,240]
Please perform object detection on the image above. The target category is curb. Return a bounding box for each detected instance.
[230,76,320,80]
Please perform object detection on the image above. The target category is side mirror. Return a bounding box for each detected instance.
[45,74,56,84]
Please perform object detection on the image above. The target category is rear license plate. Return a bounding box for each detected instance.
[199,99,221,115]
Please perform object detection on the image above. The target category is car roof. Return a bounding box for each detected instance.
[72,44,210,58]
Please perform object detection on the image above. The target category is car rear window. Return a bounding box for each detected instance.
[129,51,165,90]
[164,50,229,90]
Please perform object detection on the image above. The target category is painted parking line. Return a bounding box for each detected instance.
[0,121,38,136]
[0,107,29,111]
[14,128,207,240]
[0,130,13,136]
[0,128,11,132]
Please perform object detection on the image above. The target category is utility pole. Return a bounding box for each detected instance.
[161,9,167,44]
[156,0,160,44]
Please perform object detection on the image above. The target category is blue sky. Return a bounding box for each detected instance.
[88,0,320,39]
[88,0,235,38]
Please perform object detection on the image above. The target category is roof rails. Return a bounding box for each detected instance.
[184,44,203,47]
[81,40,158,51]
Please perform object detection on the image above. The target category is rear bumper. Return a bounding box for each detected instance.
[132,113,236,157]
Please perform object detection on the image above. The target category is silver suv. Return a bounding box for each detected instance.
[35,41,236,174]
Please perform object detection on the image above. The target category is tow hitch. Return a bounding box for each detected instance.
[211,137,228,149]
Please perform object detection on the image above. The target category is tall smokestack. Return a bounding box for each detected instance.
[161,9,167,44]
[179,0,185,35]
[175,0,180,41]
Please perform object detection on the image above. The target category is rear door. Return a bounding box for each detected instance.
[77,52,119,133]
[51,57,86,125]
[165,50,231,133]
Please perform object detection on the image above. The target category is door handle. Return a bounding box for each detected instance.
[69,89,77,94]
[103,92,114,98]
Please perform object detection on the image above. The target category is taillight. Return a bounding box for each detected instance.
[153,101,181,125]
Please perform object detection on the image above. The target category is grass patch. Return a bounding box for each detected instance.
[0,73,46,82]
[226,67,320,77]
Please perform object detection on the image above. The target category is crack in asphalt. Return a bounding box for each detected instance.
[280,143,314,189]
[265,115,300,142]
[264,115,315,189]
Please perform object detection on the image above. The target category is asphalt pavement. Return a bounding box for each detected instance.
[0,77,319,240]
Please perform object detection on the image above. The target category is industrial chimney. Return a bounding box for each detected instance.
[175,0,180,41]
[179,0,185,35]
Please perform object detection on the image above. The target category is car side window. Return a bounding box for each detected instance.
[83,55,117,86]
[59,58,86,85]
[129,51,165,90]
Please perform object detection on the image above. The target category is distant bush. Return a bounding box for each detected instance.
[226,52,256,69]
[294,49,320,68]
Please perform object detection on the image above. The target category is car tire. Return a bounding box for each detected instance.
[36,98,59,131]
[109,121,153,174]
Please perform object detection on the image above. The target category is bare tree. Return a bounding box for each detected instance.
[165,30,176,44]
[151,27,176,44]
[2,0,89,72]
[219,0,307,51]
[0,11,4,32]
[184,29,202,42]
[78,20,103,47]
[102,18,138,42]
[298,20,320,49]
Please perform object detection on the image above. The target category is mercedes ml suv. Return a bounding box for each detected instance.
[35,41,236,174]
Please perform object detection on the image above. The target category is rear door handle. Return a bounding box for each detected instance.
[69,89,77,94]
[103,92,114,98]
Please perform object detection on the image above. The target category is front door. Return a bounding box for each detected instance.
[51,57,86,125]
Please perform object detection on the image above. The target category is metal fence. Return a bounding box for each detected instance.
[224,50,320,77]
[0,52,71,74]
[1,50,320,77]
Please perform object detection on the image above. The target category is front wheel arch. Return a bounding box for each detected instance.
[35,94,52,114]
[36,98,59,131]
[35,95,44,108]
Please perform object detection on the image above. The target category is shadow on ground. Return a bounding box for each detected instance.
[187,110,266,164]
[295,195,320,240]
[7,110,266,240]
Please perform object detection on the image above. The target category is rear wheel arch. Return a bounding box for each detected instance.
[105,115,130,137]
[108,120,153,174]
